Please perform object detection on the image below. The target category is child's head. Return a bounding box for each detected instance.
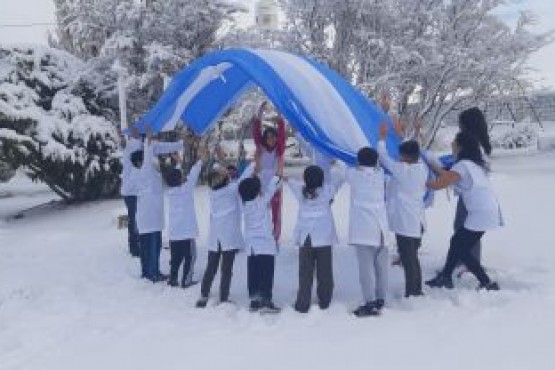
[262,127,278,150]
[453,131,488,169]
[398,140,420,163]
[303,165,324,199]
[130,150,144,169]
[164,168,183,188]
[357,147,378,167]
[238,176,261,202]
[208,167,230,190]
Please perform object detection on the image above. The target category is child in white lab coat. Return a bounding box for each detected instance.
[195,162,255,308]
[377,123,428,298]
[345,148,389,317]
[135,130,166,283]
[426,132,503,290]
[163,150,207,288]
[288,165,344,313]
[238,174,282,313]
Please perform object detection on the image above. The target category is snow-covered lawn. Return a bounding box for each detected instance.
[1,152,554,370]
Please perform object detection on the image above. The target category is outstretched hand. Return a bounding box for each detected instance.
[257,101,268,119]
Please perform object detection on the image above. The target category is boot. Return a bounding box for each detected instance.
[259,299,281,314]
[374,299,385,311]
[353,303,380,317]
[478,281,500,291]
[195,297,208,308]
[249,299,261,312]
[425,273,454,289]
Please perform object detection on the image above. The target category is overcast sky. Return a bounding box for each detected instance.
[0,0,553,89]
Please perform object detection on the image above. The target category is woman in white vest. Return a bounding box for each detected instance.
[426,131,503,291]
[287,165,344,313]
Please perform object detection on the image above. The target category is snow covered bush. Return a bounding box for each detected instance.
[0,45,121,202]
[490,122,539,150]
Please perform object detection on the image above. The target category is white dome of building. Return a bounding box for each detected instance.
[255,0,280,30]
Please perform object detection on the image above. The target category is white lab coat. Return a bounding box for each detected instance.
[120,138,143,196]
[288,172,344,247]
[207,164,255,251]
[295,133,334,183]
[166,161,203,241]
[378,141,428,238]
[345,166,389,247]
[451,160,504,231]
[241,176,282,256]
[136,141,165,234]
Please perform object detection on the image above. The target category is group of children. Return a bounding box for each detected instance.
[120,104,504,317]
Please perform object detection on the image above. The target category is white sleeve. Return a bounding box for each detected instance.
[286,179,304,202]
[330,167,345,195]
[377,140,402,178]
[263,176,282,204]
[185,160,203,190]
[237,163,256,182]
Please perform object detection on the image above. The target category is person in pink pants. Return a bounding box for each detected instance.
[252,102,286,241]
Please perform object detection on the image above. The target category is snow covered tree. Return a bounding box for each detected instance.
[0,46,121,202]
[51,0,245,121]
[280,0,551,146]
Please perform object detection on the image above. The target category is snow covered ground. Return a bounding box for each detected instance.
[1,151,554,370]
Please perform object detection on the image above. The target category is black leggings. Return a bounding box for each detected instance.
[169,239,193,285]
[200,248,237,301]
[442,228,490,285]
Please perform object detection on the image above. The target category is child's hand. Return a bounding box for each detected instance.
[378,90,391,113]
[257,101,268,119]
[379,122,389,140]
[393,116,404,137]
[170,152,182,164]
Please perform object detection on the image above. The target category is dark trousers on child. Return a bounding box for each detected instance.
[396,234,423,297]
[247,254,275,301]
[295,236,334,311]
[169,239,194,286]
[124,196,140,257]
[442,227,490,285]
[201,246,237,301]
[454,198,481,262]
[139,231,162,281]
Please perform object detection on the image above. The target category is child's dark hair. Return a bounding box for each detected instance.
[208,169,229,191]
[459,107,492,156]
[238,176,261,202]
[357,147,378,167]
[130,150,144,168]
[262,127,278,147]
[399,140,420,163]
[303,165,324,199]
[455,131,489,170]
[164,168,183,188]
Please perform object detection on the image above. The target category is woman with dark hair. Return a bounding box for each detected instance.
[454,107,492,267]
[425,132,503,290]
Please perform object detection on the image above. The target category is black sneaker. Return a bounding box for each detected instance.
[195,297,208,308]
[167,279,178,287]
[318,301,330,310]
[374,299,385,310]
[293,302,310,314]
[249,300,261,312]
[478,281,500,291]
[181,280,199,289]
[353,303,380,317]
[259,300,281,314]
[425,273,454,289]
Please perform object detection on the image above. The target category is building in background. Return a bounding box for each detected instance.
[255,0,279,30]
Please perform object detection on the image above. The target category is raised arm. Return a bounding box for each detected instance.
[252,102,267,148]
[237,162,256,182]
[377,122,402,177]
[427,171,460,190]
[262,176,283,204]
[286,178,304,202]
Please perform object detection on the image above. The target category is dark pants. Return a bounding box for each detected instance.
[124,196,140,257]
[442,228,490,285]
[396,234,423,297]
[169,239,194,285]
[247,254,275,301]
[295,236,334,311]
[200,246,237,301]
[454,198,481,262]
[139,231,162,281]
